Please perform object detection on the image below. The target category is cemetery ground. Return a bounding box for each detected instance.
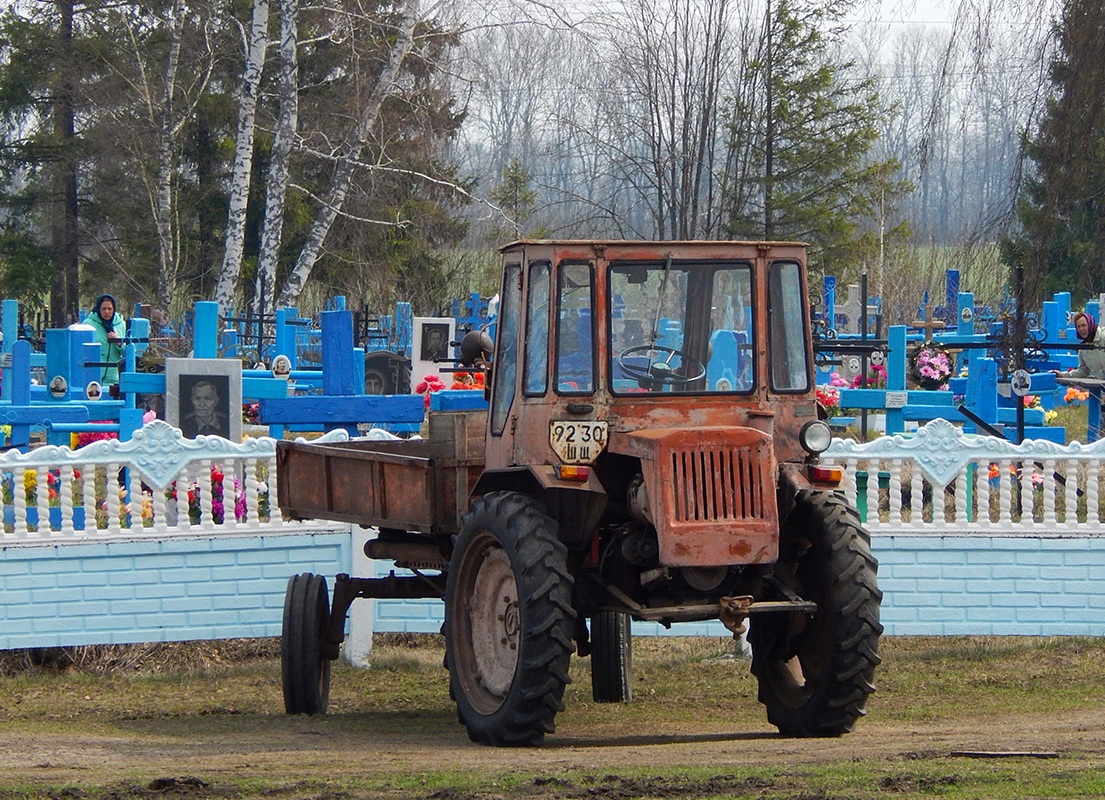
[1,635,1104,799]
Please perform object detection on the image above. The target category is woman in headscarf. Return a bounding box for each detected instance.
[83,293,127,385]
[1069,311,1105,379]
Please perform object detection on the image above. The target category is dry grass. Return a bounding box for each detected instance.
[0,637,283,676]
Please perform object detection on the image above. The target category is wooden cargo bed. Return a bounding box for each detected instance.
[275,412,487,534]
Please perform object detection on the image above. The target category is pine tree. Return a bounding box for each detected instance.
[1002,0,1105,307]
[0,2,84,321]
[722,0,909,282]
[488,158,538,239]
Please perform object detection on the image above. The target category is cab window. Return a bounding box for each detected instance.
[523,261,551,395]
[609,260,753,394]
[556,262,595,393]
[768,260,810,392]
[490,264,522,435]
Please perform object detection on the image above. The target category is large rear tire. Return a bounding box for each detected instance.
[282,573,332,715]
[749,491,882,736]
[590,611,632,703]
[444,492,575,746]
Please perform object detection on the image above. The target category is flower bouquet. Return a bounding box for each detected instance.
[1064,386,1090,405]
[851,363,887,389]
[415,374,447,408]
[910,343,953,390]
[815,385,841,418]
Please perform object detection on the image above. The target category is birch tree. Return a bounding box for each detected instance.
[253,0,297,312]
[212,0,271,311]
[83,0,219,311]
[151,0,188,310]
[274,0,420,308]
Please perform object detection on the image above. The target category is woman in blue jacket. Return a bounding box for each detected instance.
[84,293,127,385]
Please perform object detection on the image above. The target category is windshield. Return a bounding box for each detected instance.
[609,260,754,395]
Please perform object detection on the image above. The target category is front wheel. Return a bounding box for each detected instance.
[749,491,882,736]
[281,573,332,715]
[590,611,632,703]
[444,492,575,746]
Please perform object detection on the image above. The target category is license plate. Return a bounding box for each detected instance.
[549,420,609,464]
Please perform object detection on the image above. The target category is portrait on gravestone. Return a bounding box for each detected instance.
[272,354,292,379]
[165,358,243,441]
[419,322,450,362]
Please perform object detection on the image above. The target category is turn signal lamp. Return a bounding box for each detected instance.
[556,465,590,482]
[808,465,843,484]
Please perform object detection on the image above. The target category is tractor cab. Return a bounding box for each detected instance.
[475,240,833,567]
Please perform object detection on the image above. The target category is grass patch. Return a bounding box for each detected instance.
[1,635,1104,799]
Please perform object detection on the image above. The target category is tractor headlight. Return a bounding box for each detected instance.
[799,420,833,455]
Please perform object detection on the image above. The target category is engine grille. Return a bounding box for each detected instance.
[610,426,780,565]
[669,443,769,523]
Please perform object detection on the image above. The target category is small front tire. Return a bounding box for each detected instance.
[590,611,632,703]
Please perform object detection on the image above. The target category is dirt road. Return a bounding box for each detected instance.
[2,637,1103,798]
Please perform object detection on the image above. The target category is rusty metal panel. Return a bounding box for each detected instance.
[329,455,434,529]
[429,411,487,462]
[276,446,332,520]
[613,427,779,567]
[276,439,437,531]
[669,445,768,523]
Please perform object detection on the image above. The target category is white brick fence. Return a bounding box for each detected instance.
[0,420,284,540]
[820,419,1105,636]
[3,418,1103,647]
[0,421,354,651]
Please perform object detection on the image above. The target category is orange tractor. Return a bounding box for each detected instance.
[277,240,883,746]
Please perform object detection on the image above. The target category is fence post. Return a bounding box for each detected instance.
[886,325,907,434]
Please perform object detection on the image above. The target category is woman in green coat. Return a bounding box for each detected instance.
[83,293,127,385]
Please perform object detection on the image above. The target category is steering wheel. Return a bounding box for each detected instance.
[617,344,707,388]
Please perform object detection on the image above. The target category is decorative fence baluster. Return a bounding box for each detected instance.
[223,461,238,529]
[910,464,925,525]
[1090,462,1102,524]
[12,468,27,537]
[60,465,75,532]
[265,455,280,526]
[997,458,1014,526]
[176,466,194,528]
[127,465,143,530]
[34,465,49,534]
[1065,459,1080,528]
[1042,458,1058,525]
[106,462,122,530]
[152,477,170,533]
[0,421,348,542]
[954,467,968,527]
[975,459,991,526]
[824,418,1105,534]
[1018,459,1034,525]
[888,458,903,526]
[244,459,260,525]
